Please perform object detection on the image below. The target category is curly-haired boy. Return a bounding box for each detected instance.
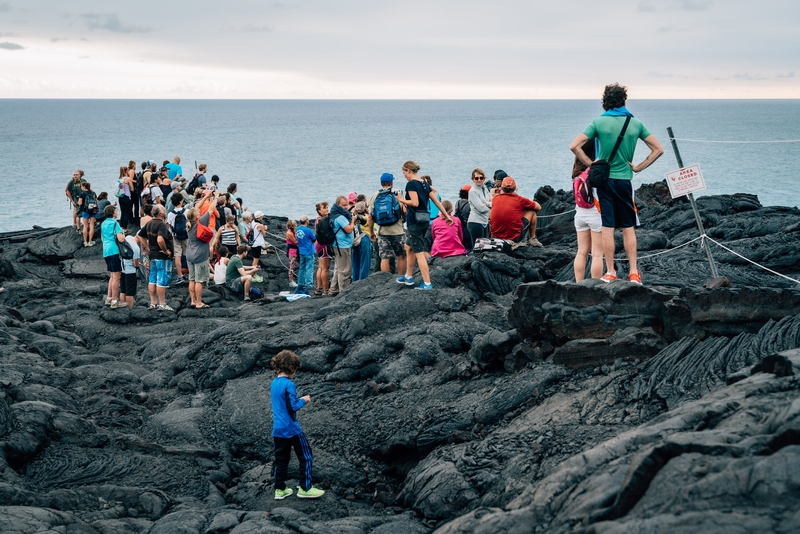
[270,350,325,499]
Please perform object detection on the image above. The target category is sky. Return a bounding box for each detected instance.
[0,0,798,99]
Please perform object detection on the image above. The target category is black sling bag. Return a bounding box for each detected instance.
[587,115,631,189]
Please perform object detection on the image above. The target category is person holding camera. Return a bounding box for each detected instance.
[368,173,406,275]
[327,196,356,296]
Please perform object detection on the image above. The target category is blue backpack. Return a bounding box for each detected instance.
[371,189,401,226]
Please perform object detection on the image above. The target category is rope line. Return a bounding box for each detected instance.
[606,235,706,261]
[538,209,576,219]
[672,138,800,144]
[705,237,800,285]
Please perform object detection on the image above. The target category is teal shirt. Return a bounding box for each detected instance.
[582,116,652,180]
[101,219,123,258]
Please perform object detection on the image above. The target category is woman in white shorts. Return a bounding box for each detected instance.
[572,142,604,281]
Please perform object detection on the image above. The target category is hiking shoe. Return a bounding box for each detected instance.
[528,238,543,247]
[296,486,325,499]
[601,272,618,283]
[173,277,185,285]
[88,241,96,247]
[252,275,264,283]
[110,301,128,309]
[396,275,415,286]
[274,488,293,500]
[243,296,251,302]
[104,297,113,306]
[83,241,89,247]
[414,282,433,291]
[289,281,298,288]
[628,272,642,285]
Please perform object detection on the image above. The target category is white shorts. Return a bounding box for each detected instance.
[574,206,602,233]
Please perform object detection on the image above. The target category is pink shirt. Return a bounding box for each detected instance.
[431,216,467,258]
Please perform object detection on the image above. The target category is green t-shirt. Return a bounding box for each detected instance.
[67,179,86,202]
[582,116,651,180]
[226,255,244,285]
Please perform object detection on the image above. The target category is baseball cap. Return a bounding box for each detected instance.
[354,201,368,214]
[171,181,180,189]
[461,184,472,191]
[299,214,309,223]
[380,172,394,185]
[501,177,517,189]
[253,210,264,219]
[348,192,357,204]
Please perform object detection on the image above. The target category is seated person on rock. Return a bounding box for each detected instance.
[489,176,542,246]
[225,244,260,301]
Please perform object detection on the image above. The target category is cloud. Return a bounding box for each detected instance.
[0,41,25,50]
[0,3,10,13]
[241,23,274,32]
[733,72,766,81]
[51,37,69,42]
[657,26,673,32]
[82,13,150,34]
[638,1,657,12]
[777,71,795,79]
[647,71,674,78]
[677,0,712,10]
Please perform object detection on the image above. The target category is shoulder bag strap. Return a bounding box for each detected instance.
[607,116,632,164]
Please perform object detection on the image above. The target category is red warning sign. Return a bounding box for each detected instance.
[665,164,706,199]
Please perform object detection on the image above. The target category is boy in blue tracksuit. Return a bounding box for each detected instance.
[271,350,325,500]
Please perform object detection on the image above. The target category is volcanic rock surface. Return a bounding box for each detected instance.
[0,183,799,533]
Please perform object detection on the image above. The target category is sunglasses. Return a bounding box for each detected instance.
[473,176,485,180]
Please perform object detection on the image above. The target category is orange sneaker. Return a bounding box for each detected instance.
[601,272,617,283]
[628,272,642,285]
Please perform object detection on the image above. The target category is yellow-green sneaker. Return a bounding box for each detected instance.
[296,486,325,499]
[274,487,293,500]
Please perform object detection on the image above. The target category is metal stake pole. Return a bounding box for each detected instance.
[667,127,719,278]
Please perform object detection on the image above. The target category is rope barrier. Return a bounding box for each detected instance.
[537,209,576,219]
[672,138,800,144]
[605,235,706,261]
[705,237,800,285]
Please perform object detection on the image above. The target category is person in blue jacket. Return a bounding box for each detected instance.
[270,350,325,500]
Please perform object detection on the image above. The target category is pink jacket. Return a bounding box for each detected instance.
[431,216,467,258]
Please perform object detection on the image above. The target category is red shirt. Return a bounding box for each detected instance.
[489,193,540,241]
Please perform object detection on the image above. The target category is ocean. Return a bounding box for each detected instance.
[1,99,798,233]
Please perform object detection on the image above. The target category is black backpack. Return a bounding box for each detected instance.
[187,173,201,195]
[173,209,189,241]
[117,238,135,260]
[455,199,470,226]
[134,171,144,194]
[315,215,338,246]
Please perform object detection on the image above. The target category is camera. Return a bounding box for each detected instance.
[355,215,367,225]
[484,180,495,189]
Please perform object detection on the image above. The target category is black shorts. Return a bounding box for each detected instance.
[119,272,137,296]
[225,244,238,257]
[250,246,262,259]
[514,217,531,243]
[405,222,430,254]
[105,255,122,273]
[597,179,639,229]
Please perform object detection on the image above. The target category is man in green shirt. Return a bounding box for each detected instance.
[570,83,664,285]
[226,244,260,301]
[65,170,86,232]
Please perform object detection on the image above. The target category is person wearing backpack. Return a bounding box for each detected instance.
[116,235,141,309]
[243,210,268,268]
[368,173,406,274]
[117,165,135,233]
[455,185,473,252]
[167,195,189,285]
[295,215,316,295]
[326,196,355,297]
[571,141,605,282]
[77,181,99,247]
[100,204,126,308]
[395,161,452,291]
[313,202,333,296]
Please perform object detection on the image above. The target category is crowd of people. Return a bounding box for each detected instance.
[64,83,664,310]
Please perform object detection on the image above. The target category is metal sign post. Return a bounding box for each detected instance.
[666,127,719,278]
